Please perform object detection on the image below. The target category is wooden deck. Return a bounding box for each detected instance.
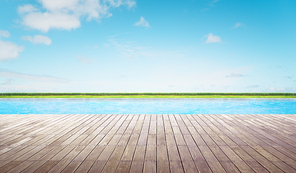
[0,114,296,173]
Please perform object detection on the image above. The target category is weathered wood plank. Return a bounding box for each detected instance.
[1,114,296,173]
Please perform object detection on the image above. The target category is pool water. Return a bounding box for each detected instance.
[1,98,295,114]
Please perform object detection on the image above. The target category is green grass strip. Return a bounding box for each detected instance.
[0,93,295,98]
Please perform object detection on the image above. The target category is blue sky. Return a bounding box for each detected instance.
[0,0,295,93]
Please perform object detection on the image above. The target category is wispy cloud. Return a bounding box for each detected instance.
[211,0,221,5]
[22,35,52,45]
[202,0,221,12]
[186,66,251,89]
[269,87,285,91]
[246,85,259,88]
[119,75,127,78]
[205,0,221,9]
[0,30,10,38]
[133,16,150,28]
[1,79,13,85]
[0,30,24,62]
[225,73,248,77]
[107,39,184,60]
[0,69,69,83]
[75,55,96,64]
[275,65,290,70]
[18,0,136,32]
[234,22,244,28]
[205,33,221,43]
[108,39,144,60]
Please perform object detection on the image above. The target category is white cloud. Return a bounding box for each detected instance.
[108,39,184,60]
[0,69,71,92]
[108,0,136,8]
[0,69,69,83]
[205,33,221,43]
[0,30,24,62]
[22,35,52,45]
[234,22,243,28]
[1,79,13,85]
[133,17,150,28]
[246,85,260,88]
[20,12,81,32]
[0,40,24,62]
[75,55,96,64]
[125,0,136,8]
[209,0,221,7]
[269,87,285,91]
[225,73,248,77]
[38,0,80,11]
[0,30,10,38]
[18,4,37,13]
[18,0,136,32]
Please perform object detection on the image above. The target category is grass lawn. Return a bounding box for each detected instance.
[0,93,295,98]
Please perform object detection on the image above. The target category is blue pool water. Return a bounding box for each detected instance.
[0,98,295,114]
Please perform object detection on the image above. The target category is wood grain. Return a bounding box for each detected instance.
[0,114,295,172]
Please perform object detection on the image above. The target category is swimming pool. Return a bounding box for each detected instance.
[1,98,295,114]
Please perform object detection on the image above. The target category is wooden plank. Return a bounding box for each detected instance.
[15,145,45,161]
[133,146,146,161]
[187,145,211,172]
[73,145,96,161]
[147,134,157,146]
[182,161,198,173]
[117,134,131,146]
[96,145,116,161]
[230,146,269,173]
[85,145,105,161]
[124,115,138,134]
[116,161,132,173]
[48,146,86,173]
[129,161,144,173]
[178,145,193,161]
[198,145,226,173]
[6,161,34,173]
[121,144,137,161]
[138,126,149,146]
[157,115,166,146]
[20,145,74,172]
[88,160,106,173]
[60,161,81,173]
[34,161,59,173]
[74,160,94,172]
[1,114,296,173]
[167,144,180,161]
[149,119,157,135]
[164,115,173,134]
[220,146,253,172]
[157,161,170,173]
[101,145,125,173]
[241,145,284,173]
[157,145,168,162]
[0,161,23,173]
[143,161,156,173]
[199,115,250,172]
[170,161,184,173]
[0,145,36,167]
[212,114,296,172]
[87,134,105,146]
[145,144,156,161]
